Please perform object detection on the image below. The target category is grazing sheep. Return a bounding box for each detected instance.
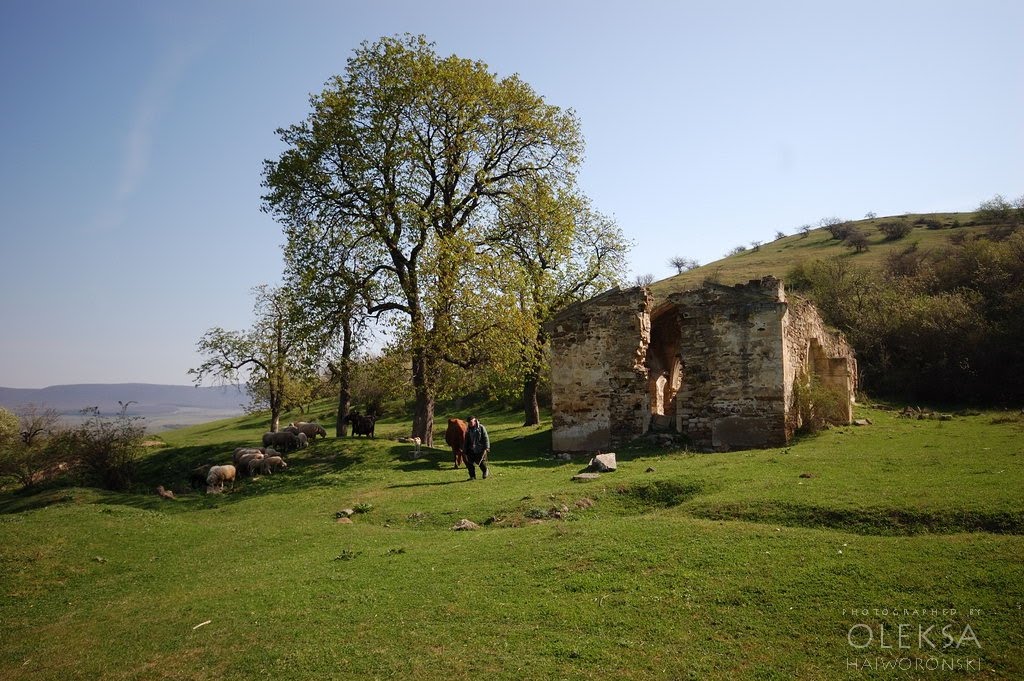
[291,421,328,439]
[233,447,264,467]
[237,451,265,477]
[248,456,268,476]
[263,455,288,474]
[262,431,300,452]
[296,432,308,449]
[189,464,212,489]
[206,465,237,494]
[282,425,300,435]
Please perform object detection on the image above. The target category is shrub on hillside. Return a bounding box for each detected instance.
[48,408,145,491]
[0,406,67,489]
[911,217,943,230]
[977,194,1014,225]
[884,242,925,279]
[793,231,1024,403]
[878,221,913,240]
[821,217,853,241]
[843,228,870,252]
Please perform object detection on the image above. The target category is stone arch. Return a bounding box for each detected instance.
[647,304,684,427]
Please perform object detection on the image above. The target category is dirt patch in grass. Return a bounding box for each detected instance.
[614,479,706,510]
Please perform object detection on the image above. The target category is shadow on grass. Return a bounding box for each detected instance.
[0,440,367,516]
[0,486,81,514]
[686,501,1024,536]
[387,479,470,489]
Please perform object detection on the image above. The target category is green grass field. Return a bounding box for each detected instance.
[2,401,1022,679]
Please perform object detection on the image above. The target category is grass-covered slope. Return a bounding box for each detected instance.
[2,403,1023,679]
[651,212,985,299]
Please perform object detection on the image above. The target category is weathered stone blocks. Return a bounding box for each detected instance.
[549,277,855,452]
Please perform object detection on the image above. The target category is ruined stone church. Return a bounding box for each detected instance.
[548,277,856,452]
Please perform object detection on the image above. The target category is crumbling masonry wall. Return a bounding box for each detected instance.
[549,277,856,452]
[782,298,858,432]
[669,278,790,449]
[549,287,652,452]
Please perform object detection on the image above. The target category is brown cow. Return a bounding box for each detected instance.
[445,418,468,468]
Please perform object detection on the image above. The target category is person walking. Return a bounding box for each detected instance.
[464,416,490,480]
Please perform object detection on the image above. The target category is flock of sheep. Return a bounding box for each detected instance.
[194,421,327,494]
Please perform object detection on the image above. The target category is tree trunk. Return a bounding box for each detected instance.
[522,371,540,426]
[522,325,546,426]
[271,410,280,433]
[411,347,434,446]
[336,383,350,438]
[334,319,354,438]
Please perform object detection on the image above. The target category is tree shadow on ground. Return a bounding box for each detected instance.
[0,485,81,514]
[387,479,471,489]
[0,439,366,515]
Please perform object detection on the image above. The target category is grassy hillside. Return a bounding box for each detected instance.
[651,211,985,299]
[2,403,1023,679]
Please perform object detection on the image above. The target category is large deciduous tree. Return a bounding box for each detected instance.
[488,182,629,425]
[263,35,583,445]
[189,285,314,432]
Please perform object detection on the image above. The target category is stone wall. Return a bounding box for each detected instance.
[667,278,790,450]
[549,277,856,452]
[782,298,858,434]
[548,287,652,452]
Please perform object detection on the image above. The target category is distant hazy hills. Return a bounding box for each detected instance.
[0,383,247,431]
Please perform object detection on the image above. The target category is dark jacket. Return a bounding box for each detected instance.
[465,422,489,457]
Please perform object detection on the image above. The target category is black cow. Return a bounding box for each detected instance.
[345,411,376,438]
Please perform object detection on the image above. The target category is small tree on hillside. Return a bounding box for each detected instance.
[190,285,316,432]
[668,256,700,273]
[843,228,870,253]
[800,224,813,239]
[635,273,655,287]
[822,217,852,241]
[774,230,786,241]
[16,404,61,446]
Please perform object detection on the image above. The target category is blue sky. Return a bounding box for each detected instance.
[1,1,1021,388]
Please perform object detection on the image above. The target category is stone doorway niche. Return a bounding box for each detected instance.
[647,305,684,431]
[807,338,854,423]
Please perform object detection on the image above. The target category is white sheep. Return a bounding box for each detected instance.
[206,465,236,494]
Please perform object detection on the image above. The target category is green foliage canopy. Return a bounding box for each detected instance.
[262,34,587,443]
